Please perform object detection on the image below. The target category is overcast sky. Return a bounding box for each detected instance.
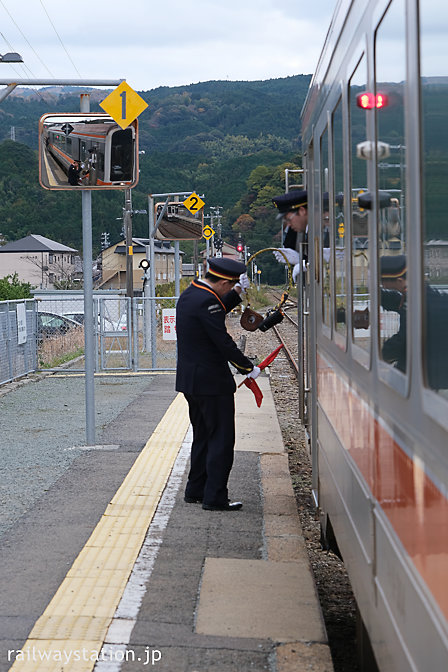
[0,0,337,92]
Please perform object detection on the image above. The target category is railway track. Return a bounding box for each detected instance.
[267,290,299,376]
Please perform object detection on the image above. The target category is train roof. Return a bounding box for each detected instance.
[301,0,356,134]
[47,120,121,136]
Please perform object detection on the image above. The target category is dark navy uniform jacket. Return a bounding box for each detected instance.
[175,280,254,396]
[284,228,308,264]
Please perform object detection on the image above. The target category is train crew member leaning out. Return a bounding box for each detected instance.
[175,257,260,511]
[271,189,309,283]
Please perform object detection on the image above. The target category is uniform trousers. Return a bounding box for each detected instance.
[184,393,236,506]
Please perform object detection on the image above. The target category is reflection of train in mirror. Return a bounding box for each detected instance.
[155,202,203,240]
[40,116,138,189]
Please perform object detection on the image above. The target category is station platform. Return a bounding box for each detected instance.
[0,371,333,672]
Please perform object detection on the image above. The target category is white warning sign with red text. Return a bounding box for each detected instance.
[162,308,177,340]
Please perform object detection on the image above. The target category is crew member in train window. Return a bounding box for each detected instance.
[175,257,260,511]
[271,189,308,282]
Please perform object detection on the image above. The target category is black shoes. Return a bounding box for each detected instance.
[202,501,243,511]
[184,495,243,511]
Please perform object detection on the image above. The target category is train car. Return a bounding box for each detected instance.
[300,0,448,669]
[40,116,138,189]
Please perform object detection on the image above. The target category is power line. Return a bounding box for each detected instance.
[0,0,55,77]
[0,28,48,100]
[39,0,82,78]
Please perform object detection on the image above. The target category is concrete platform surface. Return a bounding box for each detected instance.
[0,371,333,672]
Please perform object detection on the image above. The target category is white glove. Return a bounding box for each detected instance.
[323,248,330,264]
[235,273,250,293]
[273,247,301,265]
[246,365,261,380]
[292,261,307,283]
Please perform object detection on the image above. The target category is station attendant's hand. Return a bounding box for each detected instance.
[292,261,308,283]
[273,247,301,265]
[246,366,261,380]
[235,273,250,294]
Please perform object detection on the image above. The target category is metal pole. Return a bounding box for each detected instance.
[174,241,180,297]
[81,94,95,445]
[193,240,199,278]
[82,192,95,444]
[0,84,17,103]
[0,79,123,103]
[124,189,133,298]
[143,244,151,352]
[148,196,157,367]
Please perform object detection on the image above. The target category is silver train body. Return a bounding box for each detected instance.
[300,0,448,669]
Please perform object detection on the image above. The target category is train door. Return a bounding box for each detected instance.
[110,128,134,182]
[303,139,321,506]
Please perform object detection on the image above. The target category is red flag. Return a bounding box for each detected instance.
[258,344,284,370]
[243,377,263,407]
[238,344,284,406]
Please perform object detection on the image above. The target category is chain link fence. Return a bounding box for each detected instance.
[33,294,177,373]
[2,290,406,385]
[134,297,177,371]
[0,299,37,385]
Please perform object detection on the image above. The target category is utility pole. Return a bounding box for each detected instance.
[210,206,223,257]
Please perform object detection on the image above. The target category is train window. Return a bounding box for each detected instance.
[375,0,408,375]
[350,56,371,354]
[39,113,139,190]
[333,99,346,339]
[421,1,448,395]
[320,126,331,327]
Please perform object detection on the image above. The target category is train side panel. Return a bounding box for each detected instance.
[301,0,448,668]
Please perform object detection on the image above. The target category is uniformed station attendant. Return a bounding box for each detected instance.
[271,189,308,282]
[176,257,260,511]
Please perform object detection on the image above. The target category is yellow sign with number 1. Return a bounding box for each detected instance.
[100,81,148,130]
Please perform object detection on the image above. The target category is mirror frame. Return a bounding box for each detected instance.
[39,113,139,190]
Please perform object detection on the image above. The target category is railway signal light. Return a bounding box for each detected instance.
[236,241,244,253]
[356,92,389,109]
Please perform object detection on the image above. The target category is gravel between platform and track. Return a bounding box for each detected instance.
[228,312,360,672]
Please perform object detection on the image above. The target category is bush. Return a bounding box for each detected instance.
[0,273,33,300]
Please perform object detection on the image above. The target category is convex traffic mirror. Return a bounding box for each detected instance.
[155,201,204,240]
[39,113,139,190]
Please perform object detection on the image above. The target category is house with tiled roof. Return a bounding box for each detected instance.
[0,234,78,289]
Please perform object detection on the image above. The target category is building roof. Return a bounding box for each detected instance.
[0,234,77,253]
[112,238,181,255]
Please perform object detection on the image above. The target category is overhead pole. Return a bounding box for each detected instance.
[0,78,123,103]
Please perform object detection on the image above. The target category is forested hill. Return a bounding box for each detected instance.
[0,75,311,153]
[0,75,311,277]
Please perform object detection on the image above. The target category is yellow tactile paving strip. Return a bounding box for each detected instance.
[10,393,189,672]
